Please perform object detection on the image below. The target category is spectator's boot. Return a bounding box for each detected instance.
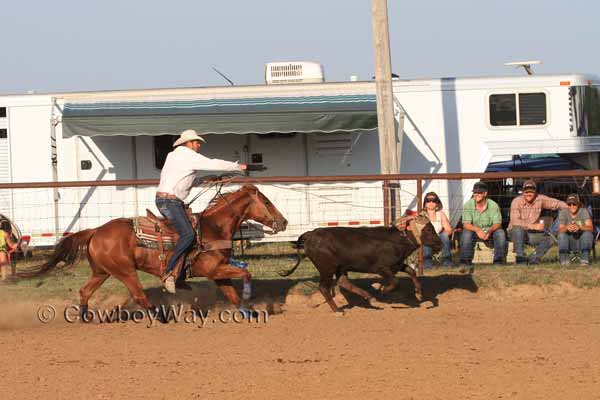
[580,252,590,267]
[527,256,540,265]
[458,259,474,274]
[423,257,434,269]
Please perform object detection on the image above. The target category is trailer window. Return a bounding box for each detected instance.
[154,135,176,169]
[489,94,516,126]
[0,107,6,118]
[0,129,6,139]
[519,93,547,125]
[489,92,546,127]
[574,86,600,136]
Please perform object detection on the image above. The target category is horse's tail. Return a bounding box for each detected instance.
[278,231,311,277]
[17,229,97,278]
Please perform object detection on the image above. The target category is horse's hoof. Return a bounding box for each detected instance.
[79,304,93,323]
[242,281,252,301]
[151,305,169,324]
[239,307,259,320]
[333,309,345,317]
[415,292,424,302]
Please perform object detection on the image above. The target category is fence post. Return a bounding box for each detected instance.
[389,182,400,223]
[416,178,423,275]
[383,180,390,226]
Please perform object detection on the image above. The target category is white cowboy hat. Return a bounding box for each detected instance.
[173,129,206,147]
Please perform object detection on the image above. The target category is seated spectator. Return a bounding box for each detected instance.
[557,194,594,266]
[459,182,506,266]
[421,192,453,268]
[0,220,17,283]
[508,179,568,264]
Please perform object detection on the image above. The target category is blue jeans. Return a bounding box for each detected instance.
[558,231,593,264]
[423,232,452,268]
[459,229,506,264]
[508,227,554,263]
[155,198,196,277]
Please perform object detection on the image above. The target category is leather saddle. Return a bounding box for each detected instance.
[132,209,199,246]
[131,209,200,275]
[132,210,231,272]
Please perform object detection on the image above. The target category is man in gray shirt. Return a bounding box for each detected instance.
[557,193,594,266]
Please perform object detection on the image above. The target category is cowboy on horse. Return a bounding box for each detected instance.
[156,129,246,293]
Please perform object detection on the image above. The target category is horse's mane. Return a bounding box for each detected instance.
[201,185,254,216]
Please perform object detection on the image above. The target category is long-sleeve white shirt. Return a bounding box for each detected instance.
[157,146,243,200]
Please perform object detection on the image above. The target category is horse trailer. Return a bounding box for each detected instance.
[0,72,599,246]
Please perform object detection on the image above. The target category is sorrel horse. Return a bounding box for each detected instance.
[22,184,287,319]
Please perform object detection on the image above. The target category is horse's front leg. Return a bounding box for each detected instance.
[208,264,253,306]
[214,279,241,308]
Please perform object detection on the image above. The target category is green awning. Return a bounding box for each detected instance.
[62,94,378,137]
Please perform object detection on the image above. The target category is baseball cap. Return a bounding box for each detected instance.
[522,180,537,193]
[566,194,580,205]
[472,181,488,193]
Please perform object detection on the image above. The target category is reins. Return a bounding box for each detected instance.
[189,174,269,252]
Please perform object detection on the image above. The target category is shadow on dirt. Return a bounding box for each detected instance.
[137,273,478,313]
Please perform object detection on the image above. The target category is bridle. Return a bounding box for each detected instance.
[195,183,276,244]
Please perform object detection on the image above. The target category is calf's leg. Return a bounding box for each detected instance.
[318,273,340,313]
[378,267,400,294]
[337,274,371,300]
[402,264,423,301]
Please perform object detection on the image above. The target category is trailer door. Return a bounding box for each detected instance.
[0,111,11,216]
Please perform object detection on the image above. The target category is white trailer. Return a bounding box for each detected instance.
[0,73,599,246]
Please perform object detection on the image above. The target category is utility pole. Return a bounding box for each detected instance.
[371,0,399,176]
[371,0,401,224]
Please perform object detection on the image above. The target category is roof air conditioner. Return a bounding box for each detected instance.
[265,62,324,85]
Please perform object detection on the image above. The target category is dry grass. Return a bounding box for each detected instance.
[2,241,599,304]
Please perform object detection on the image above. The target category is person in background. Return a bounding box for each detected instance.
[459,181,506,268]
[508,179,568,264]
[0,220,17,283]
[421,192,453,268]
[557,193,594,266]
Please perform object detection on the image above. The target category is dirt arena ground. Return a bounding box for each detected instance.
[1,278,600,400]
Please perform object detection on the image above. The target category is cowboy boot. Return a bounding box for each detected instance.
[161,274,176,294]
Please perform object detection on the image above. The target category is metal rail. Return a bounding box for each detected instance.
[1,169,599,189]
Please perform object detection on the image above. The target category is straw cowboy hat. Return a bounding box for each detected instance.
[173,129,206,147]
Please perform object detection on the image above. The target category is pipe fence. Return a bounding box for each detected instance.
[1,169,599,277]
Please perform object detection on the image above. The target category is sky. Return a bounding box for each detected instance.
[1,0,599,94]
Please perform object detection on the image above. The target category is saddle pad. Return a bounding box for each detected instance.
[132,217,175,251]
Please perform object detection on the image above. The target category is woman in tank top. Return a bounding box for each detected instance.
[422,192,453,268]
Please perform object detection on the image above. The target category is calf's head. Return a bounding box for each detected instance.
[411,212,443,252]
